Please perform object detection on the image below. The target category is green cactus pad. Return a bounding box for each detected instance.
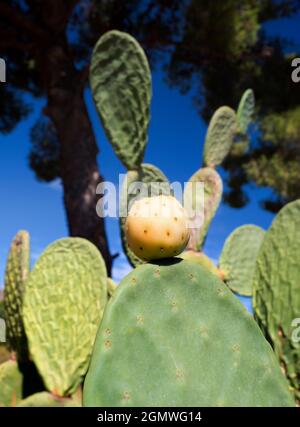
[17,392,80,407]
[203,106,237,167]
[253,200,300,402]
[23,238,107,397]
[90,30,151,169]
[237,89,255,134]
[178,251,223,281]
[107,278,117,298]
[84,259,293,407]
[120,163,170,266]
[219,225,265,296]
[0,360,23,407]
[4,230,30,358]
[184,167,222,250]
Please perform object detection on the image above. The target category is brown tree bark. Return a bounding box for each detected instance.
[44,43,113,275]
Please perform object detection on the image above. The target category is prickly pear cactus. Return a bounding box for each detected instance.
[84,260,293,407]
[184,167,222,250]
[179,251,224,281]
[23,238,107,397]
[107,278,117,298]
[237,89,255,134]
[253,200,300,402]
[4,230,30,358]
[18,392,80,407]
[0,360,23,407]
[203,106,237,167]
[219,225,265,296]
[90,30,151,169]
[120,164,170,266]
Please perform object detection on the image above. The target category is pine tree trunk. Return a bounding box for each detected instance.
[44,45,113,275]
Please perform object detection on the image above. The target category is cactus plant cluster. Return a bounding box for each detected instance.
[0,30,299,407]
[1,235,109,406]
[87,30,299,405]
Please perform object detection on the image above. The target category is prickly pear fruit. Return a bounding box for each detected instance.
[179,251,224,280]
[84,259,294,407]
[219,225,265,296]
[23,238,107,397]
[253,200,300,403]
[125,195,190,261]
[120,164,171,266]
[4,230,30,359]
[90,30,151,169]
[0,360,23,407]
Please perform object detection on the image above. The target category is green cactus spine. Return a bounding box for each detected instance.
[4,230,30,360]
[84,259,293,407]
[253,200,300,402]
[23,237,107,397]
[219,225,265,296]
[90,30,151,169]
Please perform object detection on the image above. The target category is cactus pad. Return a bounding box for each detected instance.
[184,167,222,250]
[179,251,223,281]
[18,392,80,407]
[120,164,170,266]
[219,225,265,296]
[203,106,237,167]
[0,360,23,407]
[84,259,293,407]
[90,30,151,169]
[107,278,117,298]
[4,230,30,358]
[23,238,107,397]
[253,201,300,402]
[237,89,255,134]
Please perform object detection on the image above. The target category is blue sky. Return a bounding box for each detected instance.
[0,12,299,308]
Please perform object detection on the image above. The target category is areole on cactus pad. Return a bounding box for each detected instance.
[83,259,293,407]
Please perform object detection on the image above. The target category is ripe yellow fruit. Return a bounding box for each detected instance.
[125,195,190,261]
